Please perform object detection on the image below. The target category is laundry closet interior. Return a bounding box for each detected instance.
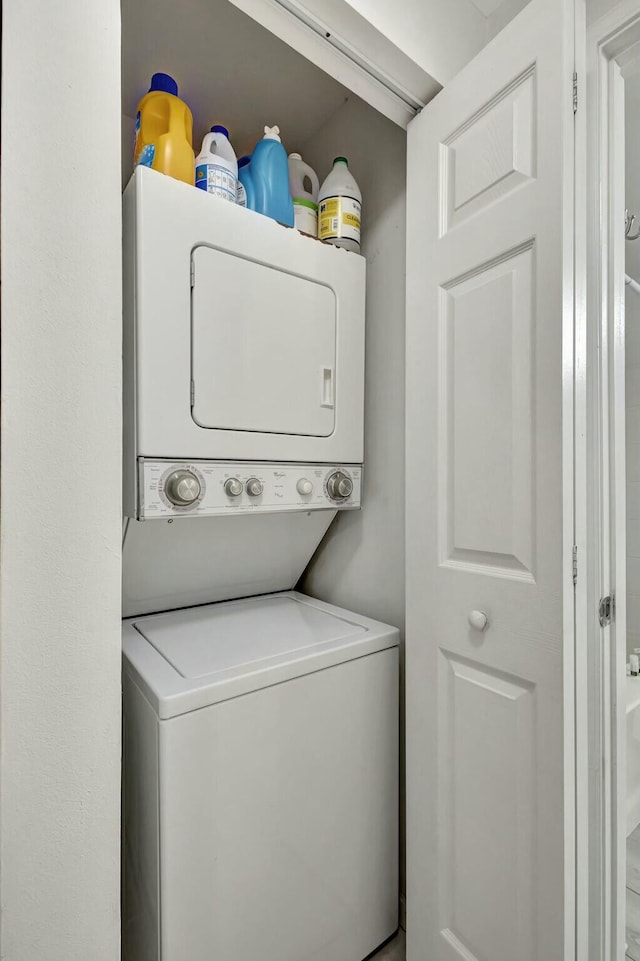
[120,0,409,623]
[119,1,412,959]
[3,0,612,957]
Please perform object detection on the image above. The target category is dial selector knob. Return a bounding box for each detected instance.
[326,471,353,501]
[165,469,202,506]
[224,477,243,497]
[246,478,264,497]
[297,478,313,496]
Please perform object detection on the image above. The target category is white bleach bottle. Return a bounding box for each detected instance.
[318,156,362,252]
[288,153,320,236]
[195,125,238,203]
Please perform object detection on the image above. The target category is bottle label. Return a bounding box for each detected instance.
[133,111,142,163]
[236,181,247,207]
[136,144,156,169]
[196,163,237,203]
[294,202,318,237]
[133,113,156,170]
[319,196,361,245]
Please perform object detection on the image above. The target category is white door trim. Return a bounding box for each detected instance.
[223,0,433,126]
[586,4,640,959]
[574,5,589,960]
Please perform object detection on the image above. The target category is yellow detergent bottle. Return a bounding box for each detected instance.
[133,73,194,185]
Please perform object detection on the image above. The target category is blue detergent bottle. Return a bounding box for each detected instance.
[237,155,255,209]
[250,126,294,227]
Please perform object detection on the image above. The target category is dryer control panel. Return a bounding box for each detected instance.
[138,459,362,520]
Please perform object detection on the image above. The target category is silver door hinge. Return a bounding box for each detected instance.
[572,545,578,585]
[573,72,578,114]
[190,260,195,287]
[190,380,195,406]
[599,594,615,627]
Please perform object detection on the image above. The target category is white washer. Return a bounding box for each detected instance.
[122,591,399,961]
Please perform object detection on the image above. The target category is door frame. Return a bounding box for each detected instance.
[587,3,640,958]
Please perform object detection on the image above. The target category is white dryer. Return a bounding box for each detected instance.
[123,166,366,521]
[123,591,399,961]
[122,167,368,615]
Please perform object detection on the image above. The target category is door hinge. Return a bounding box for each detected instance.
[572,545,578,585]
[599,594,615,627]
[190,380,195,406]
[573,71,578,114]
[190,260,195,287]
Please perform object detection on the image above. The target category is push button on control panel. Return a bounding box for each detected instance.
[296,479,313,495]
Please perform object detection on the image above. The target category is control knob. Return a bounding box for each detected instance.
[224,477,243,498]
[297,479,313,496]
[326,471,353,501]
[165,469,202,506]
[246,478,264,497]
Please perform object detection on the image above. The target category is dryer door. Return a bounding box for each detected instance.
[191,245,336,437]
[126,167,365,465]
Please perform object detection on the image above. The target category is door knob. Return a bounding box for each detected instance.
[468,610,488,631]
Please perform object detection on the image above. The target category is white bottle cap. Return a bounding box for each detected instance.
[289,152,302,160]
[264,126,281,141]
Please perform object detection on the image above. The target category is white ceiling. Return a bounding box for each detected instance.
[468,0,506,15]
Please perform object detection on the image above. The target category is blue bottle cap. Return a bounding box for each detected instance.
[211,125,230,139]
[149,73,178,96]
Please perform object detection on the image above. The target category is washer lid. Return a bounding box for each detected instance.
[122,592,399,718]
[133,594,363,679]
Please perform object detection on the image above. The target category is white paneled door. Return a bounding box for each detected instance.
[405,0,580,959]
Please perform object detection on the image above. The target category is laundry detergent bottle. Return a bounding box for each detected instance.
[237,156,255,208]
[318,157,362,252]
[133,72,194,185]
[288,152,319,236]
[195,125,238,203]
[250,126,294,227]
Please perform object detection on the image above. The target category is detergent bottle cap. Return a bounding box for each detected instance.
[211,125,230,138]
[263,126,281,141]
[333,156,349,167]
[149,72,178,96]
[289,152,302,160]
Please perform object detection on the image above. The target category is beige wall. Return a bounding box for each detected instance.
[301,95,407,901]
[302,97,406,660]
[0,0,123,957]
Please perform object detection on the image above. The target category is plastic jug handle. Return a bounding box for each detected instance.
[300,162,320,200]
[166,94,189,134]
[200,132,217,158]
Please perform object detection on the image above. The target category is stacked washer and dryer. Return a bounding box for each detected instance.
[121,167,399,961]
